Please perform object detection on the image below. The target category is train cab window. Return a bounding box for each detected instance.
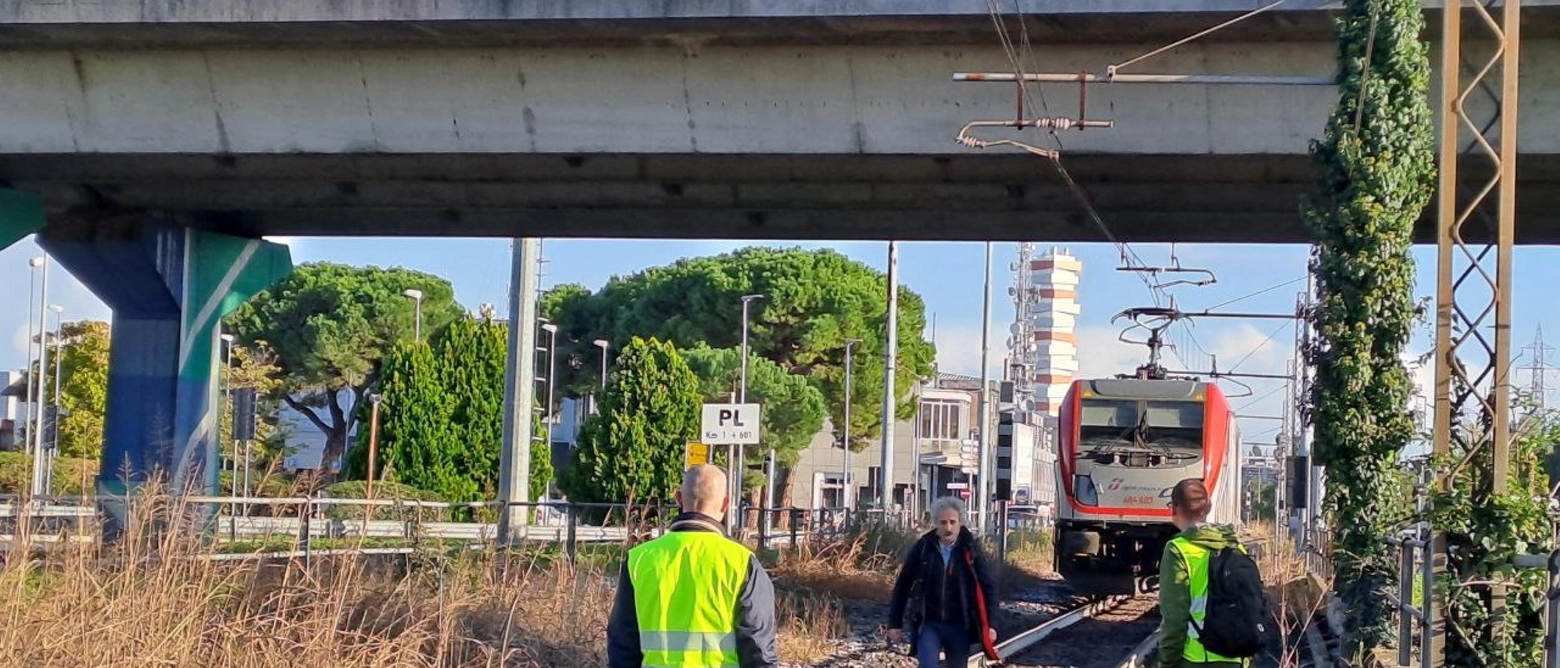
[1078,398,1206,461]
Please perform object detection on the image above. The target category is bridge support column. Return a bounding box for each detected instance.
[0,188,44,247]
[37,213,290,532]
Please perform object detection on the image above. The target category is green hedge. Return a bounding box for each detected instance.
[0,452,98,496]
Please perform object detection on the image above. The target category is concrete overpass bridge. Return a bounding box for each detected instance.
[1,0,1557,510]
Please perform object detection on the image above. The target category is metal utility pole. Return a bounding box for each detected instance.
[843,339,859,510]
[498,238,542,543]
[879,241,899,510]
[976,242,993,532]
[1430,0,1522,664]
[30,255,49,497]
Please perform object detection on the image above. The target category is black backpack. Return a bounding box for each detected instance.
[1192,546,1271,658]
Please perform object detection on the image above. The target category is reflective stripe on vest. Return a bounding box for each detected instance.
[628,531,752,668]
[1170,536,1243,664]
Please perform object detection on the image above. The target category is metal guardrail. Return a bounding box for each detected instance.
[0,495,869,558]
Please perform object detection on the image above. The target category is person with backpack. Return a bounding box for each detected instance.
[1159,478,1270,667]
[885,496,1001,668]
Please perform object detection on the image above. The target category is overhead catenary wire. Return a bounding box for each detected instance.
[978,0,1302,372]
[1204,276,1307,313]
[1108,0,1287,75]
[1227,321,1293,374]
[985,1,1163,305]
[1236,384,1289,413]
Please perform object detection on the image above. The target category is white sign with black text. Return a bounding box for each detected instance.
[700,403,762,445]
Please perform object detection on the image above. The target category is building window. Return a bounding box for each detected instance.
[918,399,964,441]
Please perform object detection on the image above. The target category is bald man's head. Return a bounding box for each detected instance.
[677,464,730,519]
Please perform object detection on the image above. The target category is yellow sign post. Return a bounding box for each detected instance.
[685,441,710,468]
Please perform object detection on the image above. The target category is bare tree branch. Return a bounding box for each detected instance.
[283,394,332,435]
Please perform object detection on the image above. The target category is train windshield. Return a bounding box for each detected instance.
[1078,399,1205,453]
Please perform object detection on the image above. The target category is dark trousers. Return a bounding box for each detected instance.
[915,621,970,668]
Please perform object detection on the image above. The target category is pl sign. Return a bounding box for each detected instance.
[700,403,762,445]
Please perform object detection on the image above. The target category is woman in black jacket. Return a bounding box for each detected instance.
[886,497,1001,667]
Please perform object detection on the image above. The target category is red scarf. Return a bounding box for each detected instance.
[962,549,1001,661]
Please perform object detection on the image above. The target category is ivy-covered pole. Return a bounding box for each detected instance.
[1303,0,1436,650]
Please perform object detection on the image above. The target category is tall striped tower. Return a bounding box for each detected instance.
[1009,246,1082,416]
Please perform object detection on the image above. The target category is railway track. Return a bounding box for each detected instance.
[970,595,1162,668]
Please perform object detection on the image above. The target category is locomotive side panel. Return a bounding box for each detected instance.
[1210,394,1242,527]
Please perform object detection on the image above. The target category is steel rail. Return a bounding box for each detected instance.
[1115,630,1163,668]
[968,595,1135,667]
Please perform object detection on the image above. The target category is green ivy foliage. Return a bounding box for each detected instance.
[562,337,701,512]
[1302,0,1436,647]
[1430,413,1554,667]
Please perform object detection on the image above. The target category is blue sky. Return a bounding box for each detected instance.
[4,234,1558,453]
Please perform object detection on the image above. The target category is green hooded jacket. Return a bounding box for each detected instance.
[1158,523,1246,668]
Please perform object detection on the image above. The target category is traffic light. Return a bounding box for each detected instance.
[994,410,1014,502]
[233,388,258,441]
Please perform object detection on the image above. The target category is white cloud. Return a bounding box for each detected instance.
[931,321,1002,379]
[9,322,30,364]
[1206,322,1290,376]
[1075,324,1147,380]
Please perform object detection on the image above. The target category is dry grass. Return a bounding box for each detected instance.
[776,591,850,663]
[0,493,879,668]
[768,522,916,602]
[1,528,617,667]
[1259,538,1336,668]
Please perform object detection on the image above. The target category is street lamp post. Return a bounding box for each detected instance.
[46,305,63,488]
[539,322,559,507]
[30,255,50,497]
[843,339,860,510]
[541,323,559,450]
[593,338,610,389]
[403,289,425,342]
[24,257,41,468]
[593,339,610,414]
[739,294,768,531]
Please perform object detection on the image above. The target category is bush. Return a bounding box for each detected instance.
[0,452,99,496]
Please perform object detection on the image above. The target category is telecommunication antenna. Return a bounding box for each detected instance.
[1521,327,1553,410]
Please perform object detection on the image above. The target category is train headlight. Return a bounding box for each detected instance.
[1073,474,1099,506]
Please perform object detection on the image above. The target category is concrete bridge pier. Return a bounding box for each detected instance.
[13,209,290,534]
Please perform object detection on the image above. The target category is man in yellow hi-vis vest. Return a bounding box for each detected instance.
[1158,478,1246,668]
[607,464,778,668]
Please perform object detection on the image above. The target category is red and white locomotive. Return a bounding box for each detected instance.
[1052,311,1242,595]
